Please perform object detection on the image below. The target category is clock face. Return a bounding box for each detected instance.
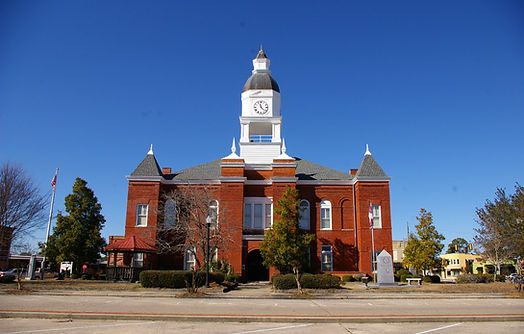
[253,100,269,115]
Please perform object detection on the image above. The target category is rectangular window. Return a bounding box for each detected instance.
[243,198,272,229]
[243,204,252,229]
[133,253,144,268]
[164,200,176,226]
[321,245,333,271]
[320,200,332,230]
[136,204,148,226]
[372,205,382,228]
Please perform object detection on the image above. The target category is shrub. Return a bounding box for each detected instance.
[272,274,297,290]
[396,269,411,276]
[456,274,494,284]
[422,276,432,283]
[139,270,224,288]
[429,275,440,283]
[71,273,80,279]
[342,275,355,282]
[352,275,362,282]
[81,274,90,280]
[272,273,341,290]
[0,275,15,284]
[225,273,242,283]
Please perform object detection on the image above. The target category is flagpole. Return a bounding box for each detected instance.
[42,168,58,278]
[369,201,376,284]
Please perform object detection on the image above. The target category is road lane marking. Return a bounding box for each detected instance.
[229,324,312,334]
[413,323,462,334]
[1,321,157,334]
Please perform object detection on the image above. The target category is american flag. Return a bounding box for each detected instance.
[51,174,57,191]
[368,202,374,228]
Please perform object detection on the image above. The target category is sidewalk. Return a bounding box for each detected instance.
[1,282,523,323]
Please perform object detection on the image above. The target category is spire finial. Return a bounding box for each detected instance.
[148,144,154,155]
[260,43,263,51]
[231,138,237,154]
[365,144,371,156]
[281,138,287,154]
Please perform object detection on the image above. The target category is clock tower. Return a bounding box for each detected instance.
[239,48,283,164]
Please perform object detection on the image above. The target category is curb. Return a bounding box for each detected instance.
[1,311,524,323]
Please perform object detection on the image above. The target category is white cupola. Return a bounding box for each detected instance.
[239,48,283,164]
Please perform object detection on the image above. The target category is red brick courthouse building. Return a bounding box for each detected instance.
[106,50,393,281]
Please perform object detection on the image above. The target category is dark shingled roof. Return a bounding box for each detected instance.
[356,154,388,178]
[160,158,352,181]
[163,159,222,181]
[242,72,280,93]
[295,158,353,181]
[131,154,163,177]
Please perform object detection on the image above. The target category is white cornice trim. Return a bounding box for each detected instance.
[354,176,391,182]
[245,180,272,185]
[220,163,246,168]
[271,177,298,183]
[162,179,221,185]
[242,235,265,241]
[245,164,272,170]
[126,176,164,182]
[272,163,297,168]
[219,177,247,183]
[296,180,353,186]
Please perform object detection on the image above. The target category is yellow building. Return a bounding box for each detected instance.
[440,253,481,280]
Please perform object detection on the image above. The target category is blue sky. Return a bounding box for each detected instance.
[1,1,523,252]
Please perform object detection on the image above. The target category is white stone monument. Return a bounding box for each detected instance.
[377,250,396,285]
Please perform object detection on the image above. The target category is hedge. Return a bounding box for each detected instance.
[139,270,225,288]
[0,276,15,284]
[456,274,494,284]
[272,273,341,290]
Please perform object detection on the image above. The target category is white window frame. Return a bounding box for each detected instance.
[321,245,333,272]
[209,200,219,230]
[132,253,144,268]
[372,205,382,229]
[320,200,332,230]
[136,204,148,226]
[243,197,272,230]
[184,248,196,271]
[299,200,310,230]
[164,199,176,226]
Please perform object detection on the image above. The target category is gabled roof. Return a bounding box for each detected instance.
[104,235,156,253]
[356,154,388,178]
[131,153,163,177]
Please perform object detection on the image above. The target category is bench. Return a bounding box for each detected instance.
[406,278,422,285]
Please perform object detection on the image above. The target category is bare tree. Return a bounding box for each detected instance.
[156,186,236,292]
[0,163,47,255]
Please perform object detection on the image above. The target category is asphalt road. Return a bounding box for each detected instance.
[1,294,523,322]
[1,319,524,334]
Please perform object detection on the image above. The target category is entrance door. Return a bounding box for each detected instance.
[246,250,269,282]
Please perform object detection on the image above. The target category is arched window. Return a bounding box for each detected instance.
[209,200,219,229]
[299,200,310,230]
[164,199,176,226]
[320,200,332,230]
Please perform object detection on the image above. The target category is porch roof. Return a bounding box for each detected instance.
[104,235,157,253]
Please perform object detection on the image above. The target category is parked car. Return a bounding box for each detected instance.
[506,273,522,283]
[0,268,27,278]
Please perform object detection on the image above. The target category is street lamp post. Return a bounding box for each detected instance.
[205,215,211,288]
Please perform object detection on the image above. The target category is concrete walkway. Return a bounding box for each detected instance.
[1,282,523,323]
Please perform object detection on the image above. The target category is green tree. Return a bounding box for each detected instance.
[42,178,106,272]
[260,187,315,293]
[403,208,445,275]
[446,237,469,254]
[474,184,524,288]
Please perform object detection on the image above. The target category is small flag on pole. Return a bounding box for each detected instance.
[368,202,374,228]
[51,174,57,191]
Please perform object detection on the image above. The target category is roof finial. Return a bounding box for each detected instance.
[148,144,154,155]
[281,138,287,154]
[260,43,263,51]
[365,144,371,156]
[231,138,237,154]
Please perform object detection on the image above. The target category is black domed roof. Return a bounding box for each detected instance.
[242,72,280,93]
